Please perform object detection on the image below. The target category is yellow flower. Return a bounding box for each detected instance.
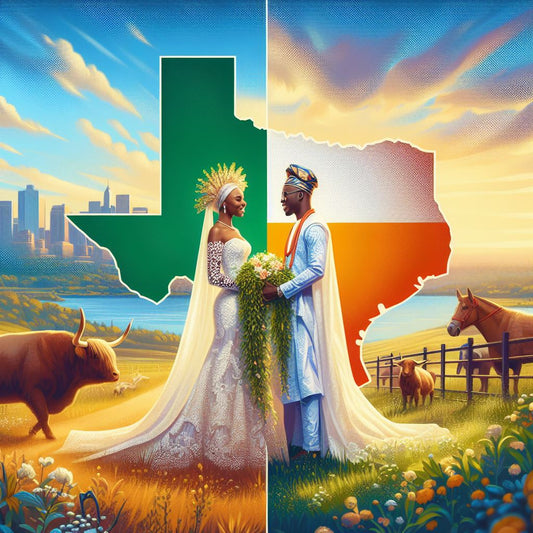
[344,496,358,510]
[416,488,435,504]
[394,492,402,500]
[508,464,521,476]
[471,490,485,500]
[423,479,437,489]
[447,474,464,488]
[359,510,374,521]
[426,520,439,531]
[407,492,416,501]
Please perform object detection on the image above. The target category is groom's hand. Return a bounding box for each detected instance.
[262,282,279,302]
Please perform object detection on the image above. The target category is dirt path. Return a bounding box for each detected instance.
[0,384,165,459]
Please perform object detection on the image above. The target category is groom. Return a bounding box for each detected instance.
[263,164,328,458]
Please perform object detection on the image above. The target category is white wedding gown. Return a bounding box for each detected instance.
[131,238,282,469]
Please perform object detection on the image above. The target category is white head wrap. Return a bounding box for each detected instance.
[216,183,239,211]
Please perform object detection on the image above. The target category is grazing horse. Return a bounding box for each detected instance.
[447,289,533,395]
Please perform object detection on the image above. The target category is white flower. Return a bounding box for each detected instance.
[17,463,36,480]
[465,449,475,457]
[49,467,74,485]
[39,456,55,468]
[508,464,521,476]
[517,398,525,405]
[402,470,417,482]
[510,441,525,451]
[486,424,502,439]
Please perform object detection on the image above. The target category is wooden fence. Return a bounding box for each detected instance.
[365,333,533,402]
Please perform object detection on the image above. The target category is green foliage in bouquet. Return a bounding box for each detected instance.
[236,253,294,419]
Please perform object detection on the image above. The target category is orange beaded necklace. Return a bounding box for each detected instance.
[284,208,315,269]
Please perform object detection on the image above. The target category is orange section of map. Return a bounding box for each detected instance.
[268,222,451,385]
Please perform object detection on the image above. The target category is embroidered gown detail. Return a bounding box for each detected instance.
[125,238,280,469]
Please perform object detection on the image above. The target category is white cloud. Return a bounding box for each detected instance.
[109,119,138,145]
[139,131,159,153]
[0,96,63,138]
[127,23,152,47]
[43,35,141,117]
[0,142,22,155]
[78,118,160,207]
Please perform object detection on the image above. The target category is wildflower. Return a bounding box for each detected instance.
[423,479,437,489]
[407,492,416,501]
[401,480,408,487]
[426,520,439,531]
[38,457,54,467]
[529,402,533,411]
[444,465,456,476]
[465,448,475,457]
[372,500,379,506]
[341,512,360,527]
[481,477,490,486]
[416,507,424,515]
[437,486,447,496]
[447,474,464,488]
[403,470,417,482]
[17,463,36,480]
[50,467,73,485]
[509,440,525,451]
[344,496,358,510]
[489,515,527,533]
[394,492,402,500]
[508,464,521,476]
[396,517,405,525]
[510,414,518,422]
[359,510,374,520]
[378,517,390,526]
[471,490,485,500]
[486,425,502,439]
[416,488,435,504]
[314,528,333,533]
[384,499,397,509]
[517,398,525,405]
[502,493,513,503]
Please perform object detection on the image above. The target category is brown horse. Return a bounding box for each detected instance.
[447,289,533,395]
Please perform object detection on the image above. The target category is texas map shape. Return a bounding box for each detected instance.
[69,58,450,385]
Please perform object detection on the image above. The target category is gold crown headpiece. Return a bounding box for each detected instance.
[195,162,247,213]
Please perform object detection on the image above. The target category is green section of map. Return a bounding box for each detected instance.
[69,58,266,302]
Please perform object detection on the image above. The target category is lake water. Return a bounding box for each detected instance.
[56,294,533,342]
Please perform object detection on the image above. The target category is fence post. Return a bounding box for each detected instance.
[502,331,510,399]
[466,337,474,403]
[440,344,446,398]
[376,356,380,391]
[389,357,394,393]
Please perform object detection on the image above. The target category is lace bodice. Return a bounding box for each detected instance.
[207,238,251,290]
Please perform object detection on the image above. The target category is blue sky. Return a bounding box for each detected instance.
[0,0,266,217]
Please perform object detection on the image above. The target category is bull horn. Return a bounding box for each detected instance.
[415,360,429,365]
[108,320,133,348]
[72,308,88,348]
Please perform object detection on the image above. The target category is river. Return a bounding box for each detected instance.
[55,294,533,342]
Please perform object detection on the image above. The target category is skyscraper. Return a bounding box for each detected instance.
[0,201,12,246]
[116,194,130,213]
[102,184,112,213]
[18,184,39,239]
[88,201,101,213]
[50,204,69,243]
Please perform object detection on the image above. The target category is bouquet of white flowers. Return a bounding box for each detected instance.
[236,252,294,419]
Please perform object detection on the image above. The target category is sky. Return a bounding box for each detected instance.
[265,1,532,267]
[0,1,531,267]
[0,0,266,217]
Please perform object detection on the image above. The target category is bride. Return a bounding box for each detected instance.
[59,163,287,469]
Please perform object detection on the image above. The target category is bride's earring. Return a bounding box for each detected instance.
[223,204,226,213]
